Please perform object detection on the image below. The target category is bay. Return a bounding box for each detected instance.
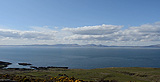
[0,46,160,69]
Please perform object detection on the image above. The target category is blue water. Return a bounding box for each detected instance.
[0,46,160,69]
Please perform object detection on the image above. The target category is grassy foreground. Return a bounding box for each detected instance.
[0,67,160,82]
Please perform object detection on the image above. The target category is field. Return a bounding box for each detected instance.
[0,67,160,82]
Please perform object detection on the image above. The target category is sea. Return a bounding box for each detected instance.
[0,46,160,69]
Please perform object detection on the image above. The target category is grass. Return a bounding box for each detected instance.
[0,67,160,82]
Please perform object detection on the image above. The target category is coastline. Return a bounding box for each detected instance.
[0,61,160,82]
[0,61,12,68]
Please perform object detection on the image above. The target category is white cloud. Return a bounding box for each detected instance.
[64,34,117,41]
[64,22,160,43]
[62,24,123,35]
[30,26,57,32]
[117,22,160,41]
[0,28,57,40]
[0,22,160,46]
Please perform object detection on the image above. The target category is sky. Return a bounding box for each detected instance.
[0,0,160,46]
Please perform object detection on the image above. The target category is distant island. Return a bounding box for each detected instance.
[0,44,160,48]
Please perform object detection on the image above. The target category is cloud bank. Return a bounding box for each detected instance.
[0,22,160,46]
[62,24,123,35]
[64,22,160,42]
[0,28,57,40]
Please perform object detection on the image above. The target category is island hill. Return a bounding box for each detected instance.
[1,44,160,48]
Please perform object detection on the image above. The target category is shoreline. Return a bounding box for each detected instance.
[1,60,160,71]
[0,61,12,68]
[1,60,160,70]
[1,61,160,82]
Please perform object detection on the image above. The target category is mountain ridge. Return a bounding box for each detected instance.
[0,44,160,47]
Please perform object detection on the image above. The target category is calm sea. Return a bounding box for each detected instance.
[0,46,160,69]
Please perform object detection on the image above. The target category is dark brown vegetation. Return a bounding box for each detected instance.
[0,67,160,82]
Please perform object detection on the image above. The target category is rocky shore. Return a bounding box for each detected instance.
[0,61,12,68]
[0,61,160,82]
[18,63,32,66]
[0,61,68,71]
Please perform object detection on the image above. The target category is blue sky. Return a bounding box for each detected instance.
[0,0,160,45]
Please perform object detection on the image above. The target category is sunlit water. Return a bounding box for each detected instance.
[0,46,160,69]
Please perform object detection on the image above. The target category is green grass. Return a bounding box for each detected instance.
[0,67,160,82]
